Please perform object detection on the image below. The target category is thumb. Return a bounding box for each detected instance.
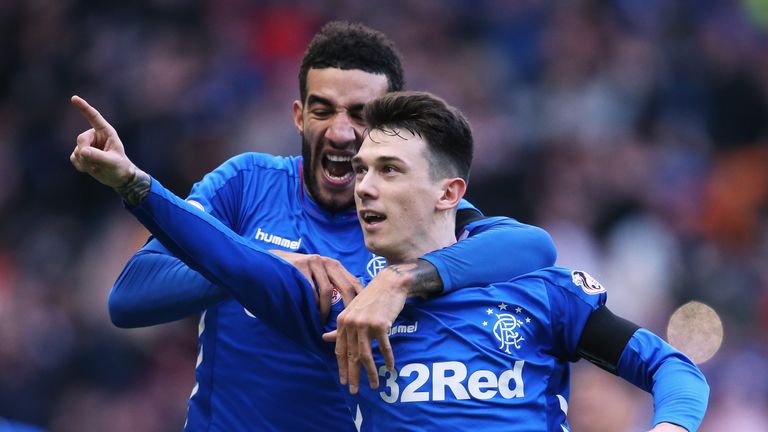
[322,330,338,342]
[79,146,133,187]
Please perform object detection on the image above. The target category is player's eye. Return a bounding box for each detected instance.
[311,109,332,118]
[349,110,364,122]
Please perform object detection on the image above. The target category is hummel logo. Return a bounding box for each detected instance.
[254,227,302,250]
[387,321,418,336]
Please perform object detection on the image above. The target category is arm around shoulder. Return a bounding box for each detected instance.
[422,214,557,293]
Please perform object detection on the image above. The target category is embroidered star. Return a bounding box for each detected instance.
[515,306,523,313]
[498,303,508,310]
[486,308,493,315]
[482,321,488,327]
[526,317,532,323]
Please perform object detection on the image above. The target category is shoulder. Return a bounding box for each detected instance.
[196,153,301,189]
[222,152,301,176]
[516,267,607,309]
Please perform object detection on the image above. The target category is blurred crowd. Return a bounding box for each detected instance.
[0,0,766,430]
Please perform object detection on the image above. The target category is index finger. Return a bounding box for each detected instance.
[71,95,112,131]
[334,324,349,385]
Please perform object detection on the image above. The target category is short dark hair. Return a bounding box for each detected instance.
[363,91,473,181]
[299,21,404,103]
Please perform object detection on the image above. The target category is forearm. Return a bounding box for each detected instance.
[421,216,556,293]
[109,240,228,327]
[127,176,323,342]
[114,165,151,207]
[617,329,709,431]
[382,260,444,297]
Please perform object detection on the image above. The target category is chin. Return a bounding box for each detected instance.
[364,239,385,255]
[317,191,355,212]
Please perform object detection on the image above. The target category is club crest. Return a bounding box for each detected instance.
[481,303,532,353]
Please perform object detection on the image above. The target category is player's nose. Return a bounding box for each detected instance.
[325,112,357,147]
[355,170,378,200]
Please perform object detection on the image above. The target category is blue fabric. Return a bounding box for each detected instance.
[127,176,706,430]
[617,329,709,431]
[112,152,557,431]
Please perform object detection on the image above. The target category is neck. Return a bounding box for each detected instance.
[384,217,457,265]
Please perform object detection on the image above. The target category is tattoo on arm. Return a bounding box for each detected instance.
[387,259,444,297]
[114,167,151,207]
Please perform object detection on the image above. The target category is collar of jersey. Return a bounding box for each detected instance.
[297,159,358,222]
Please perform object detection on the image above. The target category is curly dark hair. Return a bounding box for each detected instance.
[299,21,404,103]
[363,91,473,181]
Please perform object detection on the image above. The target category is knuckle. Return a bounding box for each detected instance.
[368,318,388,330]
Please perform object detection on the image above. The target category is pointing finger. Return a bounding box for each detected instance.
[71,95,112,131]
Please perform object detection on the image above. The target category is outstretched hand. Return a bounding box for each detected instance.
[70,95,136,188]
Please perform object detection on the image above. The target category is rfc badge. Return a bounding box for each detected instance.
[571,270,606,295]
[366,255,387,278]
[481,303,532,353]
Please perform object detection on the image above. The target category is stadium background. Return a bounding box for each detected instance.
[1,0,766,430]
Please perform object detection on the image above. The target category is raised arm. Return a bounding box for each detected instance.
[128,178,325,344]
[69,96,324,346]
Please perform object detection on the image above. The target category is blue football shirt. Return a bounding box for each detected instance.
[129,177,707,432]
[123,153,557,431]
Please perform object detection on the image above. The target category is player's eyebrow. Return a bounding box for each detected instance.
[306,95,364,114]
[306,95,334,108]
[352,154,404,166]
[346,103,365,114]
[373,155,405,165]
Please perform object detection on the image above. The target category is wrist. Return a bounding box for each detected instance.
[385,260,444,298]
[114,165,151,207]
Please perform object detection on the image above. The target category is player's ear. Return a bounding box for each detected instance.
[292,100,304,133]
[436,177,466,211]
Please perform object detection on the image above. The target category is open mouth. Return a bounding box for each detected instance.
[360,210,387,225]
[321,153,354,185]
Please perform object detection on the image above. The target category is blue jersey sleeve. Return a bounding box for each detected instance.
[108,238,228,327]
[617,328,709,432]
[421,215,557,293]
[127,177,325,348]
[185,153,253,229]
[542,268,607,359]
[107,154,259,327]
